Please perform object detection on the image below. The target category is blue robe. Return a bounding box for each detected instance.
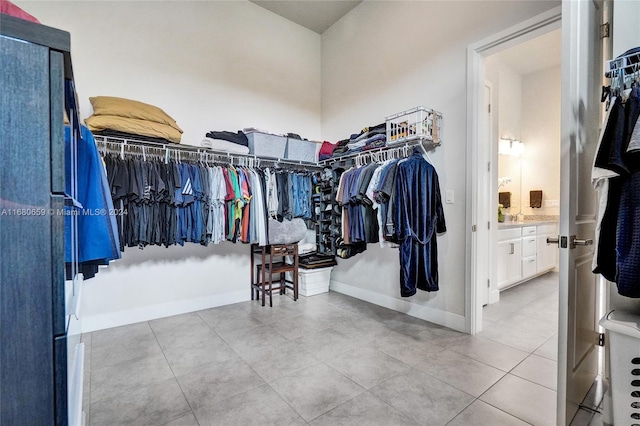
[393,150,446,297]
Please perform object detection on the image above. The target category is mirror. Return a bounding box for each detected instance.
[498,138,524,221]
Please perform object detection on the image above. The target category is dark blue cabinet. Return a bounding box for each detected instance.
[1,14,75,426]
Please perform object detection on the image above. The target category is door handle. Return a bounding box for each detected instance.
[571,235,593,248]
[547,236,559,246]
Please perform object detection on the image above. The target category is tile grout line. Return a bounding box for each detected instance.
[147,320,199,426]
[440,343,523,374]
[442,397,477,426]
[472,396,536,425]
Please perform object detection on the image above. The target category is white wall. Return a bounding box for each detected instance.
[520,65,561,216]
[16,1,322,144]
[321,0,559,328]
[612,0,640,58]
[16,1,322,332]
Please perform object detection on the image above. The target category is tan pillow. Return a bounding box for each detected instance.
[85,115,182,144]
[89,96,183,133]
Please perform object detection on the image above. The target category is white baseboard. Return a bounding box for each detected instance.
[81,290,250,333]
[488,289,500,304]
[330,279,466,333]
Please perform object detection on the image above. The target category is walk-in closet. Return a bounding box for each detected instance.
[2,0,638,425]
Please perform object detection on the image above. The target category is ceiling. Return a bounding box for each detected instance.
[250,0,362,34]
[496,29,562,75]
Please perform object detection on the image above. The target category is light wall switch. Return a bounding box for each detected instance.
[445,190,454,204]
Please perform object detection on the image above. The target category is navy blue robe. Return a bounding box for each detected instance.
[393,150,446,297]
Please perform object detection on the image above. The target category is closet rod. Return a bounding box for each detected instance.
[93,135,322,169]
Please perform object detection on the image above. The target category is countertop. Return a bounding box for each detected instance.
[497,220,557,230]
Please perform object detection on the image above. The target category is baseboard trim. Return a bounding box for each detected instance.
[489,289,501,304]
[330,279,466,333]
[81,290,250,333]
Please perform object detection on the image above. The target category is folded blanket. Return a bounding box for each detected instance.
[201,138,250,154]
[85,114,182,144]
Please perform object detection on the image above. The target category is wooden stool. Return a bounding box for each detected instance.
[250,243,298,307]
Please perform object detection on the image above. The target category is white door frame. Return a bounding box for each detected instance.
[481,80,493,308]
[465,6,562,335]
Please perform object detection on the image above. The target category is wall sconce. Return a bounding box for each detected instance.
[499,138,525,157]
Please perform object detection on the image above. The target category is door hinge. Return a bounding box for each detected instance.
[488,104,491,113]
[487,279,490,288]
[488,221,490,230]
[600,22,610,39]
[487,161,491,172]
[598,332,605,347]
[472,225,477,232]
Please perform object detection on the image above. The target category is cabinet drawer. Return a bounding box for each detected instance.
[522,236,537,257]
[522,256,537,278]
[498,228,521,241]
[522,226,537,236]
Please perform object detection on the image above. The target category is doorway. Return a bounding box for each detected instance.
[474,23,563,425]
[483,28,562,322]
[465,6,562,336]
[479,41,563,310]
[467,3,611,425]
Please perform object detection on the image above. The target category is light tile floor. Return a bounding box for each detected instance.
[82,273,563,425]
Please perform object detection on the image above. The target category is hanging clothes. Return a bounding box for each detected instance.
[100,148,312,249]
[65,126,121,279]
[392,148,446,297]
[592,86,640,297]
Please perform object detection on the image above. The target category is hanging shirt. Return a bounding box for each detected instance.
[591,96,620,274]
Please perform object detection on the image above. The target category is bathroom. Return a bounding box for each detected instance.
[484,29,562,304]
[476,27,562,396]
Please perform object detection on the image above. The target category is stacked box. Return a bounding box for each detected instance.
[246,131,287,158]
[286,138,317,162]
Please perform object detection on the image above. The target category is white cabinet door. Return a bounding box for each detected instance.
[537,233,557,272]
[507,238,522,283]
[497,240,510,289]
[497,238,522,290]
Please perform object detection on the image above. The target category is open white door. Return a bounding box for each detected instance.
[558,0,605,424]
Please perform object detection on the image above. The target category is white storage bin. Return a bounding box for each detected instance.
[385,106,443,145]
[246,131,287,158]
[298,267,333,297]
[286,138,317,163]
[599,310,640,425]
